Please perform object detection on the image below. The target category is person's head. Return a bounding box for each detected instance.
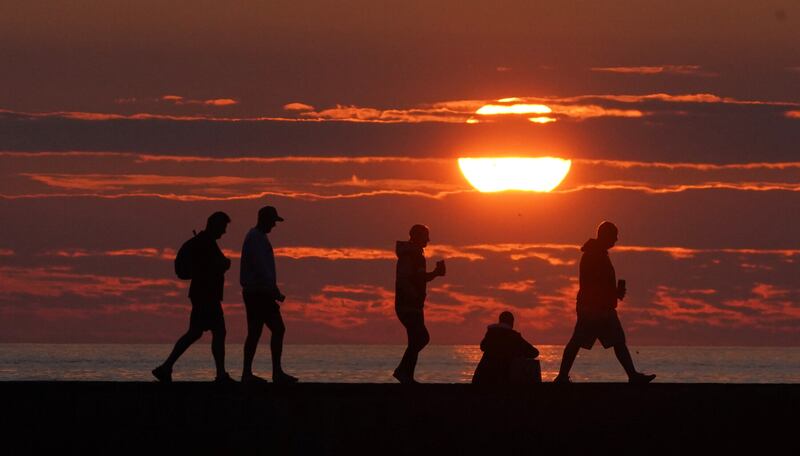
[206,211,231,239]
[409,224,430,248]
[256,205,284,233]
[499,311,514,328]
[596,221,619,249]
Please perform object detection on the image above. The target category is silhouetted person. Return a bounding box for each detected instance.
[240,206,298,384]
[472,311,540,385]
[554,221,655,384]
[393,224,446,384]
[153,211,235,383]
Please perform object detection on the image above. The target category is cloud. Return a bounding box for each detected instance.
[287,284,395,329]
[464,243,800,261]
[560,93,800,107]
[574,159,800,171]
[36,245,478,262]
[267,92,799,123]
[5,152,800,203]
[276,247,395,261]
[649,284,800,331]
[298,105,468,123]
[21,173,276,192]
[0,266,183,298]
[283,102,315,111]
[203,98,238,106]
[161,95,239,106]
[0,189,472,202]
[424,282,577,330]
[548,104,644,119]
[3,91,799,126]
[786,110,800,119]
[133,154,449,165]
[556,182,800,195]
[4,238,799,343]
[35,242,800,265]
[495,279,536,292]
[0,249,14,256]
[591,65,714,76]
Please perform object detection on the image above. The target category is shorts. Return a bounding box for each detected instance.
[189,297,225,332]
[242,289,282,327]
[570,308,626,349]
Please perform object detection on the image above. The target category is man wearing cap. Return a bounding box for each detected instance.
[240,205,298,384]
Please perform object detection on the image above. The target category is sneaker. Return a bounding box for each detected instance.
[241,373,270,384]
[629,372,656,384]
[553,375,571,384]
[214,372,237,384]
[273,372,299,385]
[152,365,172,383]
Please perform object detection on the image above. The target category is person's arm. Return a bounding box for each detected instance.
[424,260,446,282]
[517,334,539,358]
[260,238,282,299]
[210,240,230,273]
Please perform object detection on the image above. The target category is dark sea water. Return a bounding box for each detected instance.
[0,344,798,383]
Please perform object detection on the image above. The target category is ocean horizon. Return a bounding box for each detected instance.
[1,344,798,383]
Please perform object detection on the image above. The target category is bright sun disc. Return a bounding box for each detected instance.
[458,157,571,192]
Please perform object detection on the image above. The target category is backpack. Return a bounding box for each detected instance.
[174,230,198,280]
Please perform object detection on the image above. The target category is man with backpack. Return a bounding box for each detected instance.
[152,211,235,383]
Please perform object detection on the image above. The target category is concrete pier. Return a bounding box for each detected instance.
[2,382,797,454]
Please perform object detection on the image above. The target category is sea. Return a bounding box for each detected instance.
[1,344,798,383]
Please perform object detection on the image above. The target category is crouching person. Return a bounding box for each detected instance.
[472,311,540,385]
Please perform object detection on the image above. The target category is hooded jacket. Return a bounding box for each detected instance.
[394,241,430,312]
[576,238,618,315]
[472,323,539,385]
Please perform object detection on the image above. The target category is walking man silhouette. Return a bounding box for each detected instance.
[240,206,298,384]
[153,211,235,383]
[554,221,656,384]
[393,224,446,384]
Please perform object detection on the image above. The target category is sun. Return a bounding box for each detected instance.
[458,157,571,192]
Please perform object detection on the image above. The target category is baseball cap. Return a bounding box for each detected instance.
[259,205,285,222]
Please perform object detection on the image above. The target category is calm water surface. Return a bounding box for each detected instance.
[0,344,798,383]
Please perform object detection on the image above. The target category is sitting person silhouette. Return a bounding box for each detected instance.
[472,311,539,385]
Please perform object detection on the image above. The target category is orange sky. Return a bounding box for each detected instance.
[0,1,799,345]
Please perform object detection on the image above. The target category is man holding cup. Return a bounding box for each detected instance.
[393,224,446,384]
[554,221,655,384]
